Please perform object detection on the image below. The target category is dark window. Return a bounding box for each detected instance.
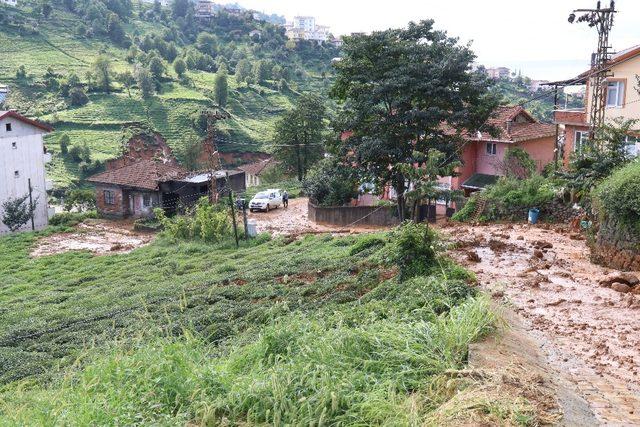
[14,170,19,178]
[5,123,12,132]
[143,194,152,207]
[486,142,497,155]
[199,185,208,194]
[11,141,17,149]
[104,190,115,205]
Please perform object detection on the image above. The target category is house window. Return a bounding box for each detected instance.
[486,142,497,156]
[5,123,12,132]
[143,194,152,207]
[575,131,589,153]
[14,170,19,178]
[104,190,115,205]
[606,81,625,107]
[11,141,17,149]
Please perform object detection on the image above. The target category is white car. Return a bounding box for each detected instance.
[249,189,283,212]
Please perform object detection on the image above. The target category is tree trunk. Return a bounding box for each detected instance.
[395,179,406,221]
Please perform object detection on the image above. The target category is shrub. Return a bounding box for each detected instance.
[63,189,96,212]
[69,87,89,106]
[349,234,387,255]
[49,211,98,227]
[387,221,438,280]
[155,198,231,243]
[592,160,640,230]
[303,158,359,206]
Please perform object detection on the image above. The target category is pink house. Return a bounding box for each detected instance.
[442,105,556,195]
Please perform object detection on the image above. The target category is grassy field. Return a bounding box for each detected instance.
[0,222,540,424]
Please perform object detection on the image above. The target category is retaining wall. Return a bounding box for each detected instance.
[308,202,400,227]
[591,217,640,271]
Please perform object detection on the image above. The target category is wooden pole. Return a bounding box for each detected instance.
[227,176,239,248]
[28,178,35,231]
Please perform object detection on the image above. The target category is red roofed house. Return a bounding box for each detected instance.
[238,157,275,187]
[444,105,556,195]
[0,110,53,233]
[554,44,640,165]
[88,159,246,218]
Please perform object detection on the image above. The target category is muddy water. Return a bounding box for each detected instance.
[443,222,640,425]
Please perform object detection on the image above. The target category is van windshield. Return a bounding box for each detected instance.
[254,192,269,199]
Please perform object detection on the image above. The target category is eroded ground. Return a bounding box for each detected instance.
[31,219,154,257]
[442,222,640,425]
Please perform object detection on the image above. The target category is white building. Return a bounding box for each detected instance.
[286,16,330,43]
[0,85,8,107]
[0,0,19,7]
[0,111,53,234]
[195,0,214,18]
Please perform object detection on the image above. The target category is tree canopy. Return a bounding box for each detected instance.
[331,20,499,220]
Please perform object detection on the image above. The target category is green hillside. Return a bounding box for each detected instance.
[0,0,337,189]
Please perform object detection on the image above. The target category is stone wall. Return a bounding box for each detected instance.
[485,197,582,223]
[591,217,640,271]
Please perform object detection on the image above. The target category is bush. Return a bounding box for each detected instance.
[155,198,231,243]
[69,87,89,106]
[349,234,387,255]
[303,158,358,206]
[63,189,96,212]
[387,221,439,280]
[592,160,640,230]
[49,211,98,227]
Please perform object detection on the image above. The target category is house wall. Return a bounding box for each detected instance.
[587,54,640,128]
[95,185,126,218]
[517,135,556,172]
[0,116,49,233]
[451,142,478,190]
[475,141,508,176]
[561,124,590,166]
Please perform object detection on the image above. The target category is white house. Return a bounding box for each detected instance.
[0,0,19,7]
[286,16,330,43]
[0,111,53,234]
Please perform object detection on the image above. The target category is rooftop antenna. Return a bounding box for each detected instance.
[568,1,616,139]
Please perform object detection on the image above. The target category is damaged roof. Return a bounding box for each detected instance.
[88,159,188,191]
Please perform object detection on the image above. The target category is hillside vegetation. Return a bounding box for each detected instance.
[0,0,337,189]
[0,223,554,424]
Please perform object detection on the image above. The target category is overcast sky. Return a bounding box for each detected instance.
[219,0,639,80]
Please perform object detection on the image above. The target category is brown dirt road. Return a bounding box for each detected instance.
[443,222,640,425]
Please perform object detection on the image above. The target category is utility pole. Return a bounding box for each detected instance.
[569,1,616,140]
[27,178,35,231]
[227,172,239,247]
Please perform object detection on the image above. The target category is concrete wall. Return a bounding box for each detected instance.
[0,116,49,233]
[308,202,400,227]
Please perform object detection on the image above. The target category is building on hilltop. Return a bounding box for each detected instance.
[195,0,215,18]
[0,0,18,7]
[553,43,640,165]
[285,15,331,43]
[0,111,53,234]
[486,67,511,79]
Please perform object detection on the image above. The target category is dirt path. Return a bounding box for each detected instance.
[248,197,387,236]
[443,222,640,425]
[31,219,154,257]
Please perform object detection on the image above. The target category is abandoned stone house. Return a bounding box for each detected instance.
[88,159,246,218]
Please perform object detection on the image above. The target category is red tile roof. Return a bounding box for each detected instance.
[88,159,188,191]
[468,106,555,143]
[238,158,275,176]
[0,110,53,132]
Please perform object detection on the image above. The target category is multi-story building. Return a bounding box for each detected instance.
[286,16,330,43]
[195,0,214,18]
[554,44,640,164]
[0,111,53,233]
[0,0,19,7]
[486,67,511,80]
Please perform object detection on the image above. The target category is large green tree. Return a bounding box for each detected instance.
[91,55,112,93]
[272,94,327,181]
[214,65,228,107]
[331,20,498,220]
